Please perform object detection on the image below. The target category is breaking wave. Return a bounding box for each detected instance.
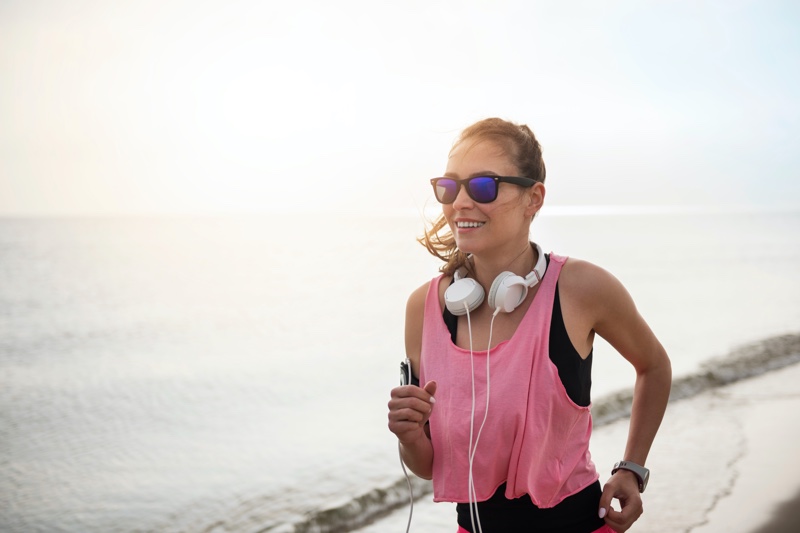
[266,333,800,533]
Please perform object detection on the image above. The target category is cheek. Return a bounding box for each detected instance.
[490,194,523,216]
[443,204,455,222]
[442,206,456,233]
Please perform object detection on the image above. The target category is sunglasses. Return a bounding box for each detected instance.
[430,175,537,204]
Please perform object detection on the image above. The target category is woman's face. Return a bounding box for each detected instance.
[442,138,542,257]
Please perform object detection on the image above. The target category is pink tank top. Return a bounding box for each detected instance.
[420,254,599,508]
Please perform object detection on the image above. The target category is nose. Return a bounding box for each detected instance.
[451,183,474,210]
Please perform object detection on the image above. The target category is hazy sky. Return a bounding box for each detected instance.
[1,0,798,215]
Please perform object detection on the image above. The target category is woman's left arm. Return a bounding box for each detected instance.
[567,260,672,532]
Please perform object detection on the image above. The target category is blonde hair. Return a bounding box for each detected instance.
[418,117,546,276]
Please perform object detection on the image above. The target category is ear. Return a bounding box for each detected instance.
[524,182,546,217]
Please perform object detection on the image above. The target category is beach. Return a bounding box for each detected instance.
[1,213,798,532]
[684,361,800,533]
[358,357,800,533]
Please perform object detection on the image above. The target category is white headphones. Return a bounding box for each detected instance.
[445,243,547,315]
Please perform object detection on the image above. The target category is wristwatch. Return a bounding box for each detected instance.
[611,461,650,493]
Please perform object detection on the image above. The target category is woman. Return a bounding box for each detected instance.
[387,118,672,532]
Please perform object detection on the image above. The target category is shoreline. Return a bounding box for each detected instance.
[685,360,800,533]
[356,359,800,533]
[591,333,800,427]
[351,334,800,533]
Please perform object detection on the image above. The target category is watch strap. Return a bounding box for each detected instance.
[611,460,649,493]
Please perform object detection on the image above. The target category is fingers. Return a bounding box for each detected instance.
[390,380,436,404]
[597,482,614,520]
[598,475,643,532]
[423,380,437,400]
[603,502,643,533]
[387,400,429,423]
[390,384,435,405]
[387,381,437,441]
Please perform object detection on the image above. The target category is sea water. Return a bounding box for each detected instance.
[1,210,798,532]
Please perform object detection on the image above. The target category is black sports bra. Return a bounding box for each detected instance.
[441,254,593,406]
[417,255,604,532]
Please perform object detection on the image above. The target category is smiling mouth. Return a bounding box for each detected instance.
[456,221,485,228]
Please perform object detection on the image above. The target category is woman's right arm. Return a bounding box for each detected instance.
[387,282,437,479]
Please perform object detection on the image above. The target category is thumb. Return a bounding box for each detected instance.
[423,380,437,403]
[598,482,614,519]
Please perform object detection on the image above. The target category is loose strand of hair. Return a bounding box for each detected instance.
[416,214,468,276]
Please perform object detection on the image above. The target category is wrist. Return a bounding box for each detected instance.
[611,460,650,493]
[613,468,639,485]
[398,432,433,479]
[398,427,430,449]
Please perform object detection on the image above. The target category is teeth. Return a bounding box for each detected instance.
[457,221,484,228]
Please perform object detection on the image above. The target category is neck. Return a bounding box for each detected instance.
[470,241,537,287]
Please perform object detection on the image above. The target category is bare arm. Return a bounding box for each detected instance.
[387,282,437,479]
[562,260,672,531]
[589,266,672,468]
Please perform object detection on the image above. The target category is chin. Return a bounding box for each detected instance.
[453,234,483,255]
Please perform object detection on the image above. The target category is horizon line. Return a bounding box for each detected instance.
[0,204,798,219]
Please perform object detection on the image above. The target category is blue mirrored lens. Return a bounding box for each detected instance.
[468,177,497,203]
[435,179,459,203]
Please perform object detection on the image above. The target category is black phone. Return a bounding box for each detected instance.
[400,358,412,386]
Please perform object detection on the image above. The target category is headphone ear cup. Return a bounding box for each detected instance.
[488,272,528,313]
[445,278,485,316]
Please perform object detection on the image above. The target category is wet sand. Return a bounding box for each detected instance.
[685,361,800,533]
[357,360,800,532]
[749,487,800,533]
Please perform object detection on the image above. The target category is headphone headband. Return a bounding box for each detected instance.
[445,242,546,315]
[523,243,547,286]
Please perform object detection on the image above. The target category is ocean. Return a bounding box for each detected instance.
[1,210,798,532]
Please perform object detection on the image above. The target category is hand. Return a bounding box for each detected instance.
[598,470,643,532]
[387,380,437,445]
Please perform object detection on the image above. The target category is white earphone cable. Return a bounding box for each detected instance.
[465,302,480,533]
[399,442,413,533]
[465,304,500,533]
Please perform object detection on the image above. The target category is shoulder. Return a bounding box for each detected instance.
[406,281,431,315]
[558,257,636,321]
[404,280,432,369]
[559,257,627,298]
[406,274,453,313]
[560,258,668,373]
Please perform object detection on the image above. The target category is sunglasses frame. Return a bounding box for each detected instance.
[430,175,537,204]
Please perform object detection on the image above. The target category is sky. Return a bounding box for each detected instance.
[1,0,799,216]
